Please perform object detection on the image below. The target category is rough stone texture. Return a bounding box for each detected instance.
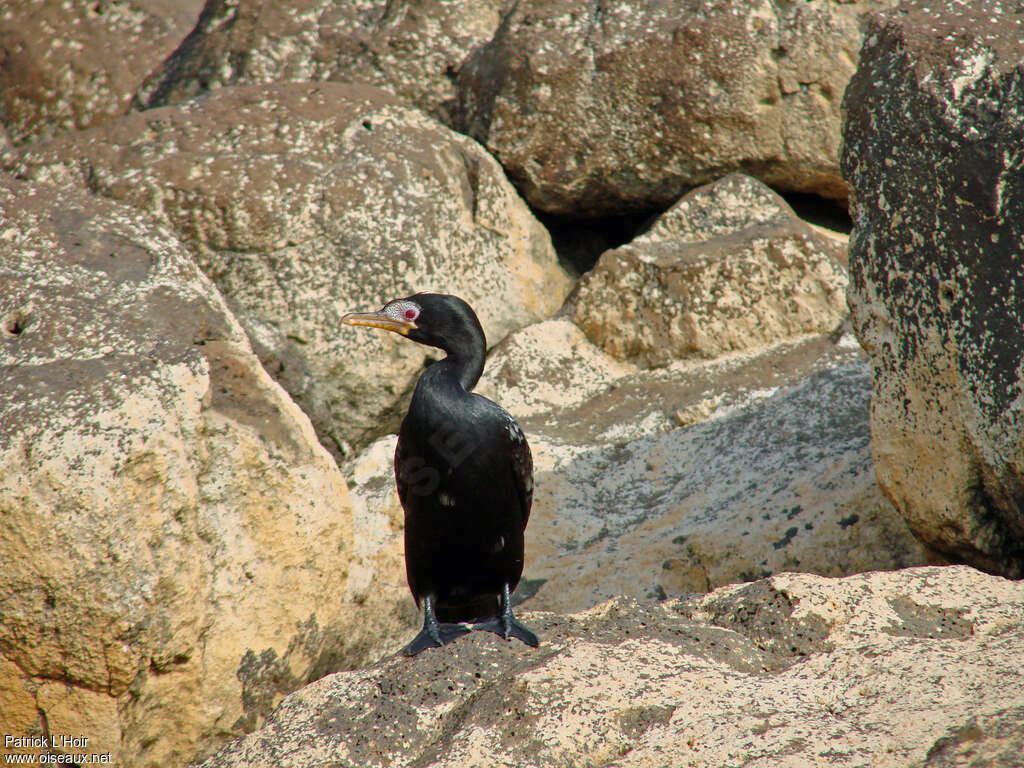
[7,81,571,457]
[454,0,898,216]
[349,327,931,615]
[0,177,403,767]
[0,0,203,145]
[842,1,1024,577]
[195,567,1024,768]
[923,706,1024,768]
[572,174,849,368]
[514,337,931,611]
[474,317,637,418]
[133,0,504,123]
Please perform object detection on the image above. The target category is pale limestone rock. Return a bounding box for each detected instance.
[0,658,42,762]
[34,682,121,759]
[572,175,849,367]
[475,318,636,418]
[523,337,929,610]
[8,81,572,457]
[0,177,387,767]
[196,567,1024,768]
[341,434,418,648]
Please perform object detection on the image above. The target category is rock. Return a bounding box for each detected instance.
[7,81,572,457]
[571,174,849,367]
[349,324,930,615]
[0,0,203,145]
[0,177,399,767]
[923,706,1024,768]
[454,0,898,216]
[195,566,1024,768]
[528,367,925,608]
[133,0,505,123]
[514,333,931,610]
[842,2,1024,577]
[474,317,637,418]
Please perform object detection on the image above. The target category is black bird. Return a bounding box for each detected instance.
[343,293,540,655]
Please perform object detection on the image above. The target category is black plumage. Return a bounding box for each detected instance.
[343,293,539,655]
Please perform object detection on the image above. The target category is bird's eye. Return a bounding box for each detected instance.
[404,308,418,320]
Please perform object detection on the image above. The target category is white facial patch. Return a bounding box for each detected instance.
[383,299,421,323]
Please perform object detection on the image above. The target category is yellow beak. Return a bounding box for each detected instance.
[342,311,416,336]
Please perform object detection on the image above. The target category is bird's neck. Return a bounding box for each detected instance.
[436,337,485,392]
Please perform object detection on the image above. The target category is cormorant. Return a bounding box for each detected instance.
[343,293,540,656]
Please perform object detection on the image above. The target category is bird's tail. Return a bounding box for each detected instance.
[435,593,501,623]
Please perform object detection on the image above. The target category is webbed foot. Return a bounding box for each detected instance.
[403,622,471,656]
[404,595,471,656]
[471,583,540,648]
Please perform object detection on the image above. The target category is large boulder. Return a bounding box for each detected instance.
[572,174,849,367]
[842,1,1024,577]
[0,0,202,145]
[195,566,1024,768]
[7,81,572,458]
[133,0,505,123]
[473,317,637,419]
[0,177,400,767]
[454,0,899,216]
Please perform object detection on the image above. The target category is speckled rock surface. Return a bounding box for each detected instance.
[349,328,930,616]
[0,0,203,145]
[7,81,571,458]
[572,175,849,367]
[195,567,1024,768]
[454,0,897,215]
[842,1,1024,577]
[133,0,504,123]
[474,317,637,418]
[921,705,1024,768]
[0,177,403,767]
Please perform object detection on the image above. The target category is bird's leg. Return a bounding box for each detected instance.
[473,585,540,648]
[403,595,470,656]
[499,583,540,647]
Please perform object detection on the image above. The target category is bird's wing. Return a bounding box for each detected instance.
[502,412,534,529]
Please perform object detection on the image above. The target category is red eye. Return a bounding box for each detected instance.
[404,308,417,320]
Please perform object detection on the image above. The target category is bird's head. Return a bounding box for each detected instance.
[342,293,486,355]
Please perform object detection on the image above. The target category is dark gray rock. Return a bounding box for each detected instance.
[842,1,1024,577]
